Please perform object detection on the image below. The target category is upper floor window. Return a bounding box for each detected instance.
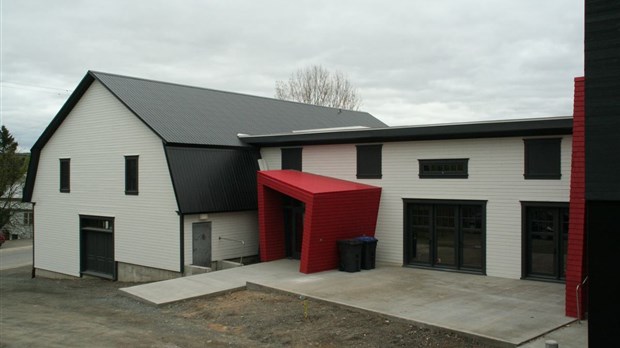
[23,211,34,226]
[357,144,382,179]
[281,148,302,171]
[125,156,139,195]
[419,159,469,179]
[524,138,561,179]
[59,158,70,192]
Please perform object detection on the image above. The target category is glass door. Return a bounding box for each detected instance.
[525,205,569,280]
[405,202,484,273]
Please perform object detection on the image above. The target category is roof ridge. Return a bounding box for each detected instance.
[88,70,371,115]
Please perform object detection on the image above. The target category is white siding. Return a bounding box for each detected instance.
[183,211,259,264]
[31,81,179,276]
[260,136,571,279]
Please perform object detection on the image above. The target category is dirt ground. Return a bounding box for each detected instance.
[0,266,493,347]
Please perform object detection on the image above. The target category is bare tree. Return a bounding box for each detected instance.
[275,65,362,110]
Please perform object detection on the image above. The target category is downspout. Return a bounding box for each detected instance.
[178,211,184,275]
[31,202,36,278]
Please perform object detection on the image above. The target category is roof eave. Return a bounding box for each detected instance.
[240,117,573,147]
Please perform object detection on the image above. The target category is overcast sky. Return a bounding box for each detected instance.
[1,0,584,150]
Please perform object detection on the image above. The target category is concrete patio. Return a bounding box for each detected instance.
[121,260,576,347]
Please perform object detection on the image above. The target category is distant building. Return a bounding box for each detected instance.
[1,154,33,240]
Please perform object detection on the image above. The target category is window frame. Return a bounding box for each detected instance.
[523,138,562,180]
[418,158,469,179]
[125,155,139,195]
[59,158,70,193]
[23,211,34,226]
[356,144,382,179]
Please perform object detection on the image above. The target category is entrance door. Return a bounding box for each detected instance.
[524,205,569,280]
[283,196,304,259]
[405,201,484,272]
[192,222,212,267]
[80,216,115,279]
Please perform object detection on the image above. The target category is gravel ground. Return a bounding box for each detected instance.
[0,266,494,347]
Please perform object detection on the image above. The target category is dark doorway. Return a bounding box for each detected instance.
[523,204,568,281]
[80,216,115,279]
[192,222,212,267]
[283,196,304,259]
[404,200,485,273]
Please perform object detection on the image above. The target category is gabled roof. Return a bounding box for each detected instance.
[23,71,386,202]
[91,71,385,147]
[239,116,573,146]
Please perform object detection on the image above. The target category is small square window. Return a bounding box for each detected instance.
[419,159,469,178]
[125,156,139,195]
[524,138,561,179]
[59,158,70,192]
[357,144,382,179]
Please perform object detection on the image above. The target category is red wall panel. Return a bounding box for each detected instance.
[566,77,587,318]
[258,171,381,274]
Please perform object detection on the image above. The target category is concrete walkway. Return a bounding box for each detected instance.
[121,260,578,347]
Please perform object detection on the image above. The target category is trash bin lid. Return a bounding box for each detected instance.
[337,239,363,245]
[355,236,377,242]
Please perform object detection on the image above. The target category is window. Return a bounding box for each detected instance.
[356,144,382,179]
[59,158,70,192]
[23,212,34,226]
[419,159,468,178]
[524,138,561,179]
[281,148,302,171]
[404,200,485,273]
[125,156,139,195]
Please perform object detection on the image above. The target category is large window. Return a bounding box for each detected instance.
[281,148,302,171]
[404,200,485,273]
[524,138,561,179]
[356,144,382,179]
[419,159,468,178]
[59,158,70,193]
[125,156,139,195]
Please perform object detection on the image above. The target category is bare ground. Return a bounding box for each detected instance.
[0,266,494,347]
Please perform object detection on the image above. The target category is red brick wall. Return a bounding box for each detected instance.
[566,76,587,318]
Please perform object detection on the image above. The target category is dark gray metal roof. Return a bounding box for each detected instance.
[165,146,260,214]
[91,71,386,147]
[23,71,385,202]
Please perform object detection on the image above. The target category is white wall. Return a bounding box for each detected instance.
[31,81,180,276]
[184,211,259,264]
[260,136,571,279]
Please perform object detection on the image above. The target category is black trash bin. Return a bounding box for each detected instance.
[356,236,378,270]
[337,239,363,272]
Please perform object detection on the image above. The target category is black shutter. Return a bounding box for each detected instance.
[356,144,382,179]
[524,138,561,179]
[281,148,302,171]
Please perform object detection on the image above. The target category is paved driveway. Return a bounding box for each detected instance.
[123,260,575,347]
[0,239,33,270]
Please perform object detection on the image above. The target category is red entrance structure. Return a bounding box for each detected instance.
[257,170,382,273]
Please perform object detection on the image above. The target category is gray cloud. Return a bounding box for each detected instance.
[1,0,583,149]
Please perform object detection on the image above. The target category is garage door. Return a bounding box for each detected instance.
[80,216,115,279]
